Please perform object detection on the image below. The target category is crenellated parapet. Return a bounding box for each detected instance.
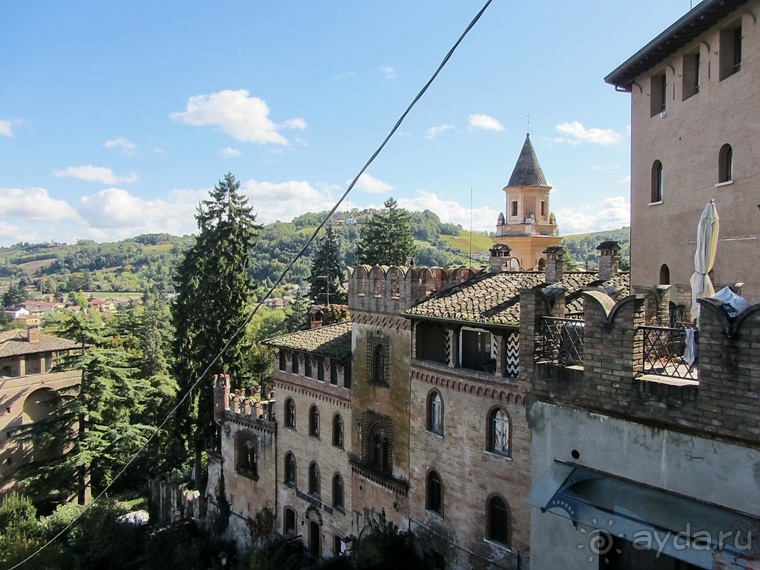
[347,264,485,314]
[521,286,760,448]
[213,374,275,428]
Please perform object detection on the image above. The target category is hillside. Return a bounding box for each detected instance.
[561,227,630,269]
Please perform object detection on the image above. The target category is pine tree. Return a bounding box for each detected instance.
[308,226,346,305]
[284,290,310,333]
[355,197,417,266]
[172,173,262,482]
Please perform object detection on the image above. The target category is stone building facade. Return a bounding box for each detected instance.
[0,322,80,495]
[606,0,760,302]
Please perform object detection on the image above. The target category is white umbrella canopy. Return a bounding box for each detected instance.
[690,200,719,321]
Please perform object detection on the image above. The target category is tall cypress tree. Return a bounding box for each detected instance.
[307,226,346,304]
[355,197,417,266]
[172,173,261,481]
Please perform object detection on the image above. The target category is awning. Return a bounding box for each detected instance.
[528,463,759,569]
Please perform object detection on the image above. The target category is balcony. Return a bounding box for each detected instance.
[638,325,698,381]
[540,317,584,366]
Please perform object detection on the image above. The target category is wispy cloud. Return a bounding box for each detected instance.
[104,137,136,155]
[554,196,630,234]
[334,71,357,81]
[220,147,241,158]
[170,89,293,144]
[468,114,504,132]
[554,121,623,146]
[377,65,396,79]
[351,173,393,195]
[52,165,138,185]
[425,124,455,140]
[397,190,498,233]
[0,120,12,138]
[282,118,307,131]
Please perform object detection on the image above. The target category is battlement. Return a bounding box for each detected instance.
[520,286,760,448]
[348,264,485,313]
[213,374,275,426]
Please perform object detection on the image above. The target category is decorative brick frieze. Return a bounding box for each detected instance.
[411,361,525,404]
[274,380,351,410]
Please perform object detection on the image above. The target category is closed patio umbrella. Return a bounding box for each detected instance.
[690,200,719,321]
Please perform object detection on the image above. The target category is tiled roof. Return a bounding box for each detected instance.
[403,270,630,327]
[507,134,549,188]
[0,330,80,358]
[264,322,352,358]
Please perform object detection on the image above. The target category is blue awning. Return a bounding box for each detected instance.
[528,462,759,569]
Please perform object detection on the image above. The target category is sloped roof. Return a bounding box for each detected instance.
[0,330,80,358]
[264,322,352,359]
[403,271,630,327]
[507,134,549,188]
[605,0,748,91]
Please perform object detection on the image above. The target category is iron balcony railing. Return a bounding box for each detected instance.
[639,325,698,380]
[541,317,585,365]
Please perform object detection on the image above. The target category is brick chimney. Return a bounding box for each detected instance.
[309,309,324,329]
[26,319,40,343]
[543,246,565,283]
[596,241,621,280]
[489,243,513,273]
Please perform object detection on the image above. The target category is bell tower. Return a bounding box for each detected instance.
[493,133,561,270]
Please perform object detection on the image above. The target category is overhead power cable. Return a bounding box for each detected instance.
[9,1,493,567]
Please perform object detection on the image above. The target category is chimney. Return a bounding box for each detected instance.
[213,374,230,425]
[596,241,621,280]
[26,319,40,344]
[309,309,324,329]
[489,243,512,273]
[543,246,565,283]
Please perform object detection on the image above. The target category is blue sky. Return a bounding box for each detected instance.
[0,0,695,245]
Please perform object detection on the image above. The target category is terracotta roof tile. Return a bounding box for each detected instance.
[0,330,80,358]
[403,271,630,327]
[264,322,352,358]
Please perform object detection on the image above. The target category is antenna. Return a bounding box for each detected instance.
[526,112,531,133]
[469,187,473,267]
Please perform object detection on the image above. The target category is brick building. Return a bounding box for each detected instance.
[605,0,760,303]
[0,322,80,495]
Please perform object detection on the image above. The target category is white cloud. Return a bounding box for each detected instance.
[0,120,12,138]
[220,147,242,158]
[554,196,630,234]
[618,175,631,185]
[0,221,31,244]
[52,165,138,185]
[0,187,81,222]
[377,65,396,79]
[554,121,623,146]
[241,179,346,224]
[170,89,291,144]
[468,114,504,132]
[351,173,393,195]
[397,190,500,233]
[104,137,136,154]
[154,148,165,154]
[282,118,307,131]
[425,124,455,140]
[334,71,357,81]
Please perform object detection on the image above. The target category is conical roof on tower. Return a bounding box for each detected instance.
[507,133,549,187]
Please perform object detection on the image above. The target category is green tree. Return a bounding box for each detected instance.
[308,226,346,305]
[283,290,309,333]
[16,312,154,504]
[2,284,27,308]
[172,173,262,484]
[355,198,417,266]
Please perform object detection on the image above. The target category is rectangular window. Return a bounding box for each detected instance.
[343,363,352,389]
[317,357,325,382]
[305,357,312,378]
[720,22,742,80]
[330,359,338,386]
[650,73,666,117]
[540,200,545,217]
[292,354,299,375]
[460,328,493,372]
[682,51,700,100]
[511,201,518,217]
[279,352,287,372]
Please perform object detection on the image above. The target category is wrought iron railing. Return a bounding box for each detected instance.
[639,325,698,380]
[541,317,585,365]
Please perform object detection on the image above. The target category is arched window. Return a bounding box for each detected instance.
[426,470,443,515]
[308,462,320,497]
[487,496,510,546]
[332,414,344,448]
[236,434,258,479]
[659,264,670,285]
[651,160,663,202]
[309,405,320,438]
[370,430,390,473]
[332,473,344,511]
[488,408,510,456]
[719,144,733,183]
[427,391,443,435]
[284,507,297,536]
[284,398,296,428]
[284,452,296,486]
